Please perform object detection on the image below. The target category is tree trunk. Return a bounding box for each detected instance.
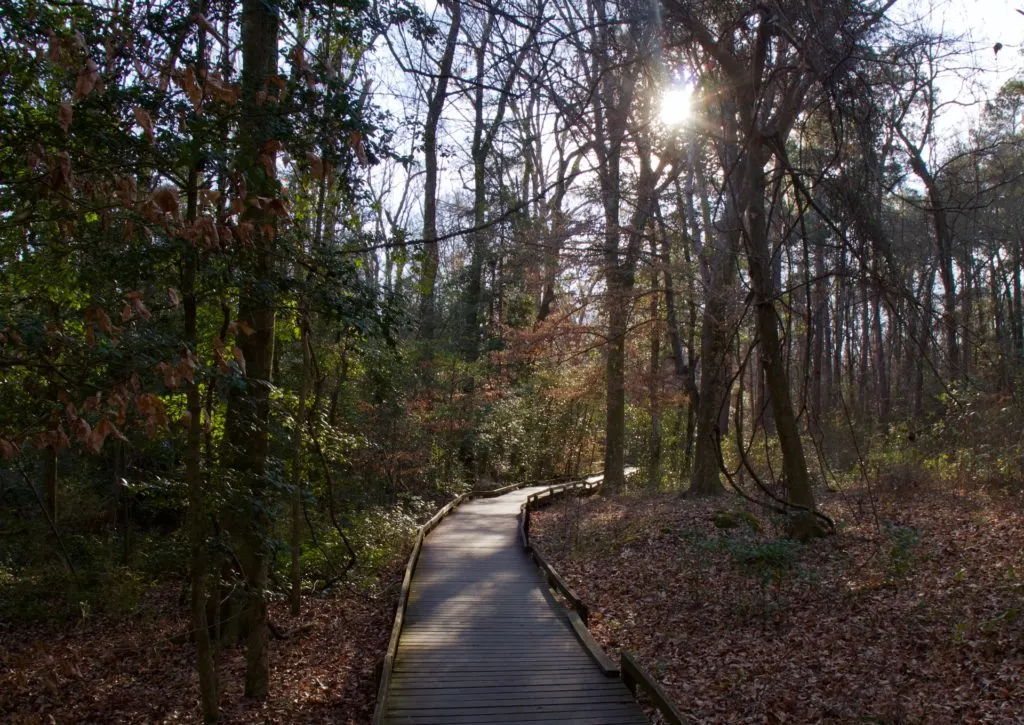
[184,159,218,721]
[43,445,57,524]
[648,263,662,488]
[873,287,890,428]
[689,224,735,496]
[603,269,629,487]
[224,0,280,700]
[810,243,827,439]
[1013,240,1023,361]
[419,1,461,340]
[289,322,310,616]
[740,146,815,510]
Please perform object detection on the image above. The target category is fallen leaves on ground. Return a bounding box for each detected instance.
[0,573,400,723]
[531,484,1024,723]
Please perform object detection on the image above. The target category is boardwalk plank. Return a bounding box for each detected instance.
[381,485,647,724]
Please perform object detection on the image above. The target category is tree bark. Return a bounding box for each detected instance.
[740,145,815,510]
[689,220,736,496]
[184,154,218,722]
[648,259,662,488]
[289,322,310,616]
[223,0,280,700]
[419,0,462,340]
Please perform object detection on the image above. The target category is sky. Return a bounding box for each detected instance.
[911,0,1024,107]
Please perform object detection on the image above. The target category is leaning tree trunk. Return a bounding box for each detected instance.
[740,145,815,511]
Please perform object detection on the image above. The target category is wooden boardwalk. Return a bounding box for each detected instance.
[383,486,648,724]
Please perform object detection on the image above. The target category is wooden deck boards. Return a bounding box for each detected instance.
[384,487,648,725]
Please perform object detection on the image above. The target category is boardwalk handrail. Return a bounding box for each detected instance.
[518,475,615,675]
[519,470,689,724]
[372,477,550,725]
[518,477,603,623]
[621,651,688,725]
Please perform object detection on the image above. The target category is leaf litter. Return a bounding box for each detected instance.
[531,485,1024,723]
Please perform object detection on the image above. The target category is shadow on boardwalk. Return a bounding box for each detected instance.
[383,488,648,725]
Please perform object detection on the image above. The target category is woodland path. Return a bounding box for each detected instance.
[381,483,648,724]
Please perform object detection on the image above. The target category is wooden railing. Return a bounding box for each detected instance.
[518,476,604,622]
[519,470,689,725]
[621,651,688,725]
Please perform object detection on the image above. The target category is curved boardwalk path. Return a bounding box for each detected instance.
[383,485,648,725]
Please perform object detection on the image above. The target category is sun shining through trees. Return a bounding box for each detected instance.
[658,85,692,126]
[8,0,1024,722]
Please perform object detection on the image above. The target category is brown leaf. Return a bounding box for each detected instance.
[200,188,221,207]
[234,222,254,245]
[213,336,230,373]
[259,153,276,177]
[306,152,325,180]
[46,30,63,64]
[233,347,247,375]
[88,417,127,453]
[266,197,290,218]
[350,130,368,165]
[205,74,239,105]
[73,58,99,100]
[168,287,180,308]
[178,65,203,109]
[82,392,102,413]
[132,106,155,143]
[128,293,152,321]
[70,416,91,443]
[0,438,20,460]
[151,186,181,219]
[58,101,73,133]
[115,175,138,205]
[51,425,70,452]
[49,151,74,191]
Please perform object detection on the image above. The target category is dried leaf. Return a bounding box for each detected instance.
[205,74,239,105]
[0,438,20,460]
[73,58,99,100]
[58,101,73,133]
[266,197,290,218]
[132,106,155,143]
[151,186,180,219]
[307,152,325,180]
[179,65,203,109]
[70,416,91,443]
[87,417,127,453]
[128,294,152,321]
[350,130,368,165]
[168,287,180,308]
[233,346,247,375]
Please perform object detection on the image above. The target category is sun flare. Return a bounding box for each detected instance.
[658,86,692,126]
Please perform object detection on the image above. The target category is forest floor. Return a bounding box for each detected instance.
[531,480,1024,724]
[0,570,401,723]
